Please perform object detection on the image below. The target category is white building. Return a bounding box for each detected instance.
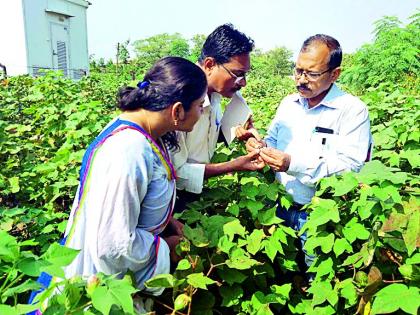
[0,0,90,79]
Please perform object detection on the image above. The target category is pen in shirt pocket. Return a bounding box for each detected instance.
[314,126,334,159]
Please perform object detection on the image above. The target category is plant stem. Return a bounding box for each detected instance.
[154,299,186,315]
[383,279,404,283]
[68,301,92,313]
[3,273,24,292]
[0,268,14,294]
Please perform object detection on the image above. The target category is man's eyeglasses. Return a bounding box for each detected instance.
[294,67,332,81]
[220,64,246,84]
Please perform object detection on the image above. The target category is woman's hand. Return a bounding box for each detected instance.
[161,217,184,238]
[168,217,184,237]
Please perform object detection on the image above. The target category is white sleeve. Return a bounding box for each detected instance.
[172,131,206,194]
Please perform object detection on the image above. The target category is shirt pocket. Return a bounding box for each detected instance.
[310,132,339,159]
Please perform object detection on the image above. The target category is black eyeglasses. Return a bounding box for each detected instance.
[219,64,246,84]
[294,67,332,81]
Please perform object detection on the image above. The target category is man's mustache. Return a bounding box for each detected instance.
[296,85,310,91]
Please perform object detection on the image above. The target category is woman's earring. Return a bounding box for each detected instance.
[174,119,179,126]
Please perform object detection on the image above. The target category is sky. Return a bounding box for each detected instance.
[87,0,418,61]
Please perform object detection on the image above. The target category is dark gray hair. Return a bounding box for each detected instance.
[301,34,342,69]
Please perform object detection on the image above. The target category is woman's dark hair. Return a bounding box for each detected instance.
[198,23,254,64]
[117,56,207,151]
[301,34,342,69]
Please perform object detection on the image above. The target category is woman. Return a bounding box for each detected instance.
[30,56,207,307]
[65,56,207,291]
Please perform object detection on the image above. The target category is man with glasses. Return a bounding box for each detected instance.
[247,34,372,282]
[172,24,264,212]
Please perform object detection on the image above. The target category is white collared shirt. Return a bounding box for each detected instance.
[172,92,246,193]
[266,84,373,205]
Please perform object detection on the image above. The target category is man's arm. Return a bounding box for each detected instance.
[173,132,265,193]
[204,151,264,178]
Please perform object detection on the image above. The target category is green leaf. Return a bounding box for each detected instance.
[400,149,420,168]
[270,283,292,305]
[217,268,247,285]
[244,199,265,218]
[0,231,20,262]
[145,274,176,288]
[398,264,420,281]
[1,279,41,300]
[244,292,275,315]
[371,284,420,315]
[406,253,420,265]
[381,212,408,232]
[219,285,243,307]
[176,259,191,271]
[187,273,215,290]
[266,183,282,201]
[403,210,420,256]
[183,224,210,247]
[90,275,137,314]
[190,291,215,313]
[17,257,48,277]
[305,233,334,255]
[246,229,265,255]
[217,235,235,254]
[8,177,20,193]
[0,304,39,315]
[91,286,113,315]
[226,203,240,216]
[106,276,137,314]
[314,257,334,278]
[223,219,246,242]
[42,243,80,267]
[226,248,259,270]
[333,172,358,196]
[301,198,339,234]
[241,183,259,198]
[263,233,284,261]
[14,303,39,314]
[179,209,203,224]
[280,195,293,209]
[203,215,232,247]
[258,206,282,225]
[240,176,262,186]
[0,304,20,315]
[356,160,408,185]
[333,238,353,257]
[311,305,336,315]
[338,279,358,308]
[39,244,79,278]
[307,281,338,307]
[343,218,370,243]
[288,299,313,314]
